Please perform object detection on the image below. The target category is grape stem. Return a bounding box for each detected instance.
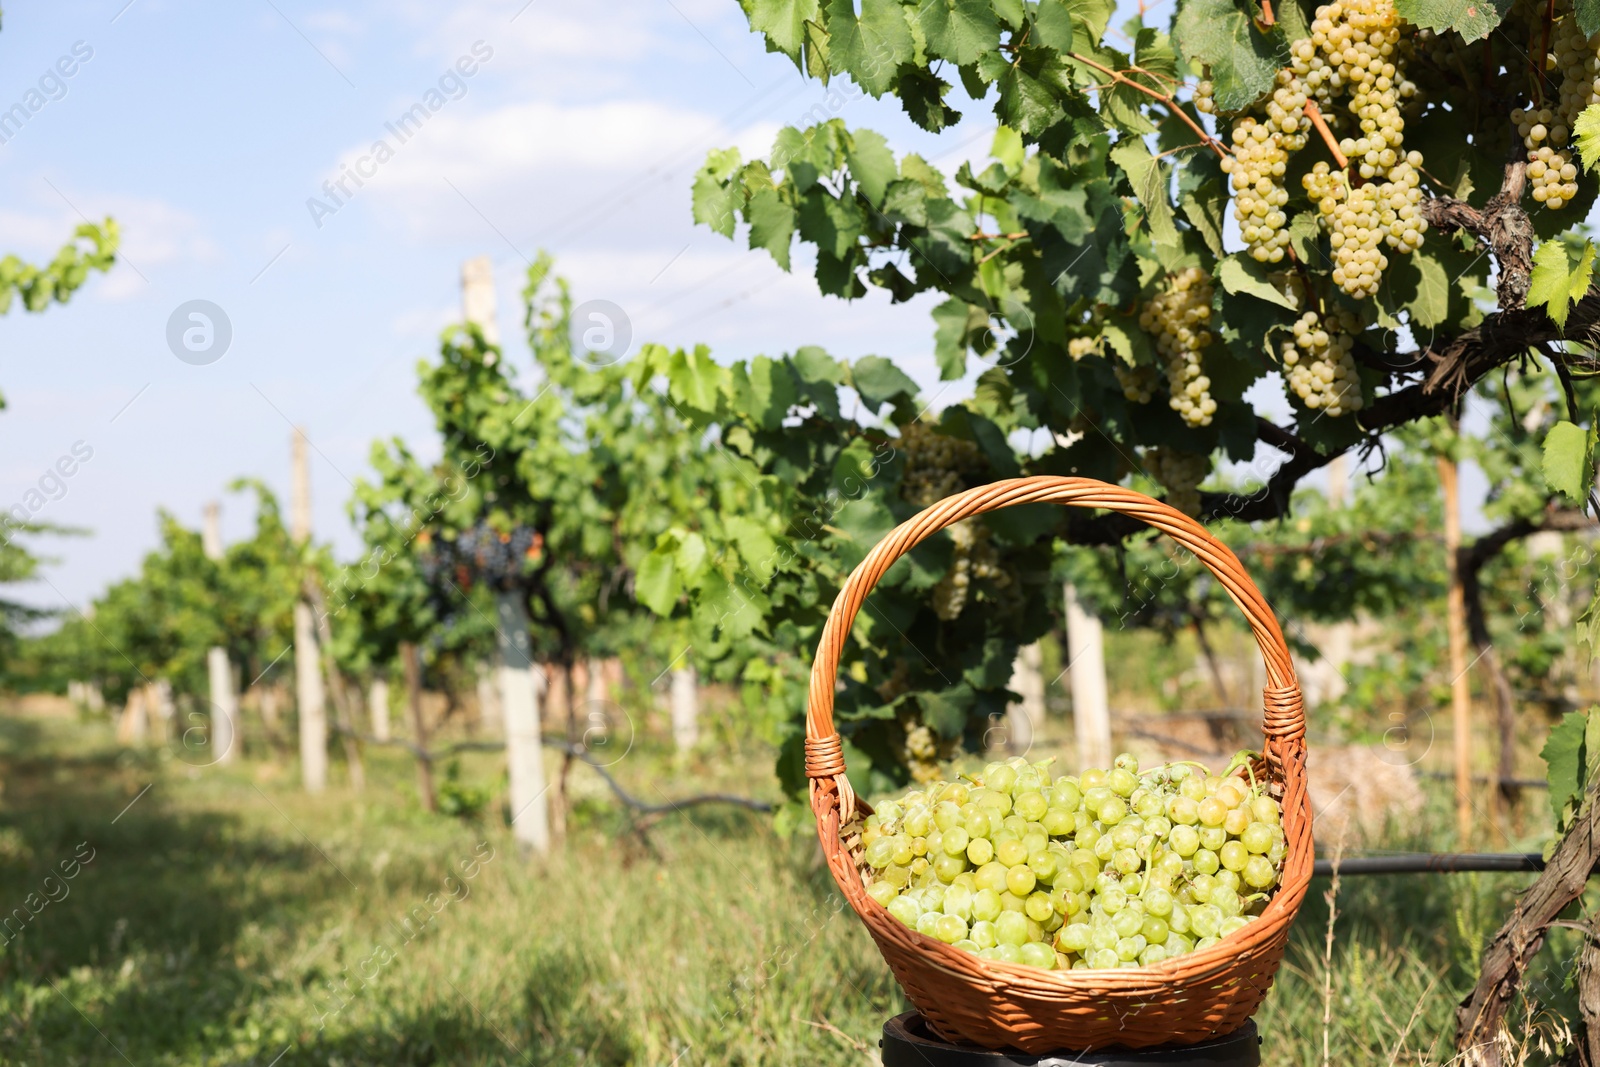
[1257,0,1275,26]
[1068,53,1230,159]
[1301,100,1350,171]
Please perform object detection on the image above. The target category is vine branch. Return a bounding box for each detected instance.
[1069,53,1230,158]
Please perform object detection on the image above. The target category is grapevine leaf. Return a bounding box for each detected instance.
[724,514,780,576]
[850,354,919,410]
[692,148,743,237]
[1394,0,1512,41]
[1528,238,1595,330]
[916,0,1002,64]
[1173,0,1287,112]
[1286,211,1320,264]
[1065,0,1116,44]
[824,0,915,97]
[1543,709,1589,828]
[732,355,799,429]
[1407,249,1451,329]
[1110,139,1180,249]
[1180,186,1226,258]
[1578,0,1600,36]
[919,684,975,737]
[1580,578,1600,666]
[1032,0,1076,51]
[1102,310,1157,366]
[933,298,985,379]
[667,345,727,416]
[635,545,683,616]
[1542,420,1596,503]
[845,128,898,206]
[804,18,831,80]
[1217,254,1296,309]
[742,0,822,67]
[1577,104,1600,172]
[747,188,796,270]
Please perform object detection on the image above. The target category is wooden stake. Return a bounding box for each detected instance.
[401,642,436,812]
[1439,451,1474,846]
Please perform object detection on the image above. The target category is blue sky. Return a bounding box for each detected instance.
[0,0,1009,611]
[0,0,1488,616]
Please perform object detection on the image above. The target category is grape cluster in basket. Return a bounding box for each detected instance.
[858,753,1286,971]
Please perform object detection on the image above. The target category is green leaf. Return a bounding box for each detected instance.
[1544,709,1590,827]
[1173,0,1287,112]
[1580,579,1600,666]
[1065,0,1115,44]
[1032,0,1076,50]
[692,148,743,237]
[667,345,727,415]
[635,546,682,615]
[1110,139,1179,249]
[932,298,984,380]
[916,0,1001,64]
[991,125,1025,175]
[1579,0,1600,37]
[1577,104,1600,172]
[743,0,823,66]
[1542,419,1596,503]
[825,0,915,97]
[1528,238,1595,331]
[1407,249,1451,329]
[747,188,796,270]
[850,355,919,410]
[724,514,780,576]
[1217,254,1296,309]
[1395,0,1512,41]
[845,128,898,207]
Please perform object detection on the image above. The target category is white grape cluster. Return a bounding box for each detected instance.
[1515,0,1597,210]
[899,709,964,784]
[1281,308,1365,415]
[1220,73,1309,263]
[1287,0,1427,296]
[1068,335,1102,360]
[931,521,1006,621]
[1137,268,1217,427]
[1195,78,1217,115]
[1144,447,1210,518]
[857,753,1286,971]
[899,422,986,508]
[1113,363,1159,404]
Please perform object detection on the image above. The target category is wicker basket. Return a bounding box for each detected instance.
[803,477,1312,1053]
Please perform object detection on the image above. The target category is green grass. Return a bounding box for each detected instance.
[0,702,1584,1065]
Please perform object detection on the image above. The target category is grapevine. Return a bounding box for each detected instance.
[857,753,1287,971]
[1137,267,1217,428]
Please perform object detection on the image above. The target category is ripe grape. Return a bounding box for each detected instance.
[853,752,1286,972]
[1281,307,1365,416]
[1144,447,1210,519]
[1136,267,1218,427]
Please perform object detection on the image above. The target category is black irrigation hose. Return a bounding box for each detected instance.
[336,727,775,815]
[1313,853,1555,876]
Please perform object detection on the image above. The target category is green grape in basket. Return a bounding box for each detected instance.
[856,752,1286,971]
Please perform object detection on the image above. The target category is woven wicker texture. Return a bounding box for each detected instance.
[804,477,1312,1052]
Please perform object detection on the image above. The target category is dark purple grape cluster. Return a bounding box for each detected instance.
[416,524,544,593]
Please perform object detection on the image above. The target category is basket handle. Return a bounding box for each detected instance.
[803,477,1305,807]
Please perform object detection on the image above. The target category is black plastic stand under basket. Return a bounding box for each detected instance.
[881,1013,1261,1066]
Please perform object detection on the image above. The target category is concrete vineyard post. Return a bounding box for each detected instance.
[292,428,328,794]
[369,677,390,742]
[496,591,549,853]
[671,664,699,753]
[202,501,239,764]
[1007,641,1046,754]
[1065,582,1112,771]
[1439,450,1473,845]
